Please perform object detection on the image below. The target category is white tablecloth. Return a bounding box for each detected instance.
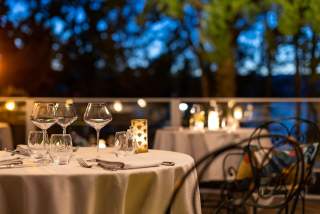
[0,148,201,214]
[154,128,265,181]
[0,122,13,150]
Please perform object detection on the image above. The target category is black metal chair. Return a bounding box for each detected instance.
[166,134,305,214]
[249,117,320,213]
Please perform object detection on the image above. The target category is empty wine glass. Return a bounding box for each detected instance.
[30,102,56,144]
[55,103,78,134]
[83,103,112,155]
[28,131,48,159]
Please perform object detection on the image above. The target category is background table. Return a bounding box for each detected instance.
[154,127,259,181]
[0,148,201,214]
[0,122,13,150]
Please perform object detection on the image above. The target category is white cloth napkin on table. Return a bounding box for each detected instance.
[124,160,161,169]
[97,158,161,170]
[0,151,22,165]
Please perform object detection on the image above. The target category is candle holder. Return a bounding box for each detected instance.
[131,119,148,153]
[189,104,205,130]
[208,102,220,131]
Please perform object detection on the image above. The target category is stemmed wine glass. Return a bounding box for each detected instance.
[83,103,112,155]
[55,103,78,134]
[30,102,56,148]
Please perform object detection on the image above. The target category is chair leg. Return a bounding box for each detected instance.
[301,193,305,214]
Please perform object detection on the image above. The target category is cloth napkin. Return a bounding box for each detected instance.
[0,151,23,165]
[15,145,31,156]
[96,158,161,170]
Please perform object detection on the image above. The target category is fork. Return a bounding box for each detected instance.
[76,158,93,168]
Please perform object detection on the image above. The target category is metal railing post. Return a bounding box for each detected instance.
[170,99,181,127]
[25,98,35,142]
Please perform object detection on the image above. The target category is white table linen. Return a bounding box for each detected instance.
[0,148,201,214]
[154,128,269,181]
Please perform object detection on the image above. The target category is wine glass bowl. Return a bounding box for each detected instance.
[31,102,56,130]
[31,102,56,145]
[55,103,78,134]
[83,103,112,155]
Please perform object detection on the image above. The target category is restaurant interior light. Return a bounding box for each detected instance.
[137,99,147,108]
[65,99,74,105]
[5,101,16,111]
[113,101,123,112]
[179,103,188,111]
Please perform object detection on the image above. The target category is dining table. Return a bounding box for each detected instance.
[0,147,201,214]
[154,127,270,181]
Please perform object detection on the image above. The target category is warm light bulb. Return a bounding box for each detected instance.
[179,103,188,111]
[5,101,16,111]
[113,101,123,112]
[137,99,147,108]
[65,99,74,105]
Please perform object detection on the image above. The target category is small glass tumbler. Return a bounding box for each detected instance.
[112,130,135,157]
[49,134,73,165]
[28,131,49,159]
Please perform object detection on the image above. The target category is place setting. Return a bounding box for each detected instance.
[0,101,175,171]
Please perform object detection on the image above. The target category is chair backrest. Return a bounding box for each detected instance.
[165,134,305,214]
[250,117,320,185]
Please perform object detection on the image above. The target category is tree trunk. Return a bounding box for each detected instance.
[266,46,273,97]
[215,57,236,97]
[199,58,210,97]
[294,36,301,120]
[294,36,301,97]
[309,34,318,97]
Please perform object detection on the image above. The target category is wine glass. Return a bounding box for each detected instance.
[55,103,78,134]
[30,102,56,145]
[83,103,112,155]
[28,131,48,159]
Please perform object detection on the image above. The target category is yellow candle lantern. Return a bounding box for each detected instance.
[189,104,205,130]
[131,119,148,153]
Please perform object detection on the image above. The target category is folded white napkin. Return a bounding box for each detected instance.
[124,160,161,169]
[97,158,161,170]
[0,151,22,165]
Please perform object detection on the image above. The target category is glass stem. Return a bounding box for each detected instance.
[96,129,100,154]
[63,127,67,135]
[43,129,47,144]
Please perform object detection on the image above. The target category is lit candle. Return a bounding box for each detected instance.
[98,139,106,149]
[233,106,243,120]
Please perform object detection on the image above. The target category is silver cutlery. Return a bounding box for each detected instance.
[76,158,93,168]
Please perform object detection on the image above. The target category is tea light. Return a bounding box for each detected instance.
[233,106,243,120]
[98,139,106,149]
[131,119,148,153]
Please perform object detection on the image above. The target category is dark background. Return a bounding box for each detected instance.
[0,0,320,98]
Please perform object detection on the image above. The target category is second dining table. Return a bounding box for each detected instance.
[154,127,266,181]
